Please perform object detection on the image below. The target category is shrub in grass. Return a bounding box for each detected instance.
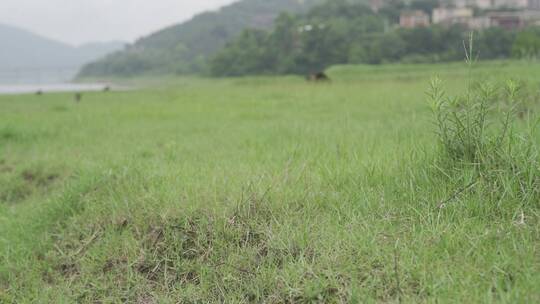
[427,68,540,210]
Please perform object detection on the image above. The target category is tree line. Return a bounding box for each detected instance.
[210,0,540,76]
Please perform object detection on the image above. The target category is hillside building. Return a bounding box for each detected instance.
[443,0,530,8]
[453,0,493,9]
[468,16,492,29]
[488,10,540,29]
[493,0,529,8]
[400,10,431,28]
[397,0,540,29]
[432,7,474,24]
[370,0,385,12]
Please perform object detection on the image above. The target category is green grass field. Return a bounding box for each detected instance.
[1,61,539,303]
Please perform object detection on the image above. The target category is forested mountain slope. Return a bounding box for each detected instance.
[77,0,331,77]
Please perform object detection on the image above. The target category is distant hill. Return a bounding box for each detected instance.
[78,0,330,78]
[0,23,124,71]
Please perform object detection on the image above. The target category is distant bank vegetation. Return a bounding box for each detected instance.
[210,1,540,76]
[78,0,540,78]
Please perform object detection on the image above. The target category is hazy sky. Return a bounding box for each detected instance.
[0,0,237,46]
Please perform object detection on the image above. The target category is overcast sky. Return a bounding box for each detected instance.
[0,0,237,46]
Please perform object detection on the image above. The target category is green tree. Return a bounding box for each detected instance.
[512,27,540,59]
[210,29,271,76]
[476,27,516,60]
[366,32,407,64]
[266,13,301,73]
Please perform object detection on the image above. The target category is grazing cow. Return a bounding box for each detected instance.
[74,92,82,103]
[307,72,330,82]
[103,86,111,92]
[36,90,43,96]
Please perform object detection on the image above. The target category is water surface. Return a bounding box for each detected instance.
[0,83,113,95]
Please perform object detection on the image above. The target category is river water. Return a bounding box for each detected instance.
[0,67,117,95]
[0,83,112,95]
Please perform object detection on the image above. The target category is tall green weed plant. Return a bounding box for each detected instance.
[427,33,540,211]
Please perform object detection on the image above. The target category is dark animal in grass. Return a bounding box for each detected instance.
[36,90,43,96]
[306,72,330,82]
[74,93,82,103]
[103,86,111,92]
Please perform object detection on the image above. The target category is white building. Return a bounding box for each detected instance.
[432,7,474,24]
[445,0,532,8]
[453,0,493,9]
[468,16,492,29]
